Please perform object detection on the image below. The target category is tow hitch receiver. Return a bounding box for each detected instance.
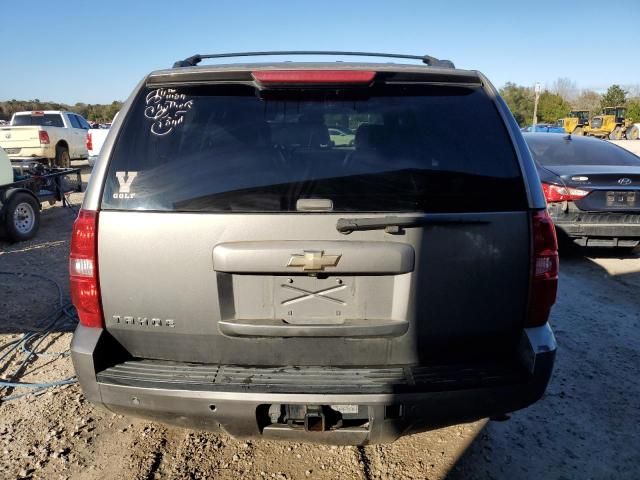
[262,404,368,432]
[304,406,326,432]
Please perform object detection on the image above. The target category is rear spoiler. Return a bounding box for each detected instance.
[147,65,482,89]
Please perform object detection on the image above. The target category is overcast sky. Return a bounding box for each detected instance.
[2,0,639,104]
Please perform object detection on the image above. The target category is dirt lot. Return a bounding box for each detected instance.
[1,162,639,479]
[611,139,640,156]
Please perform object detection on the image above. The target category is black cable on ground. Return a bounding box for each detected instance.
[0,271,79,403]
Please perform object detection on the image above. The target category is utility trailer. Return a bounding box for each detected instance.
[0,152,82,242]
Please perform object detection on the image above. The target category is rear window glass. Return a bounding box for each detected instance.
[102,83,526,213]
[12,114,64,127]
[526,135,640,166]
[77,116,91,129]
[68,115,81,128]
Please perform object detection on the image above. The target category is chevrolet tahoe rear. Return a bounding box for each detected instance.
[70,52,557,445]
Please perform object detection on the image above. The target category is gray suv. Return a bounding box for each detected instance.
[70,51,558,445]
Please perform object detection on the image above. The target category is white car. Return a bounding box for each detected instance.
[328,127,355,146]
[0,111,90,167]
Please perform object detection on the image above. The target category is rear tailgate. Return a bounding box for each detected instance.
[0,126,42,154]
[98,211,529,365]
[96,66,532,367]
[88,129,110,157]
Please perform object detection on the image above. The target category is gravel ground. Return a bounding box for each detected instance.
[0,162,639,479]
[611,139,640,156]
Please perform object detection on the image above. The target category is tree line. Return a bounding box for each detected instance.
[500,79,640,127]
[3,80,640,128]
[0,99,123,123]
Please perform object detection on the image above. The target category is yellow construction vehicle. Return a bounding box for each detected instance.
[556,110,590,135]
[584,106,635,139]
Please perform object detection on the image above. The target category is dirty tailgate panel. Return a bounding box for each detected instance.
[98,211,530,366]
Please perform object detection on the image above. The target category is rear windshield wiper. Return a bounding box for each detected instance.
[336,215,490,234]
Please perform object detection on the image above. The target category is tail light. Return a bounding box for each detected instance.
[86,131,93,151]
[542,182,589,202]
[69,210,103,328]
[527,210,559,327]
[39,130,50,144]
[252,70,376,85]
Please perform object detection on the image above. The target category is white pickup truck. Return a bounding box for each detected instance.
[86,127,110,168]
[0,111,90,167]
[87,112,118,167]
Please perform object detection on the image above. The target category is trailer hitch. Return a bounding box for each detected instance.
[304,406,326,432]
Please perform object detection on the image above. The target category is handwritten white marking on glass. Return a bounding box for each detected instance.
[144,88,193,136]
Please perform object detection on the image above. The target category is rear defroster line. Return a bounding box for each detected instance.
[0,271,79,403]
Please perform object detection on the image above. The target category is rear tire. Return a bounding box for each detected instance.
[626,125,639,140]
[4,192,40,242]
[55,144,70,168]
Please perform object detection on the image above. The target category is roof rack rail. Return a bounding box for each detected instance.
[172,51,455,69]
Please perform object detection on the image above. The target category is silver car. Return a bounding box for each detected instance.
[70,51,557,445]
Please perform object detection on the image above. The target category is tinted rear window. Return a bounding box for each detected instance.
[102,83,526,212]
[526,135,640,166]
[12,114,64,127]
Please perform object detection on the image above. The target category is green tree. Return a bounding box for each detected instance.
[106,101,123,122]
[500,82,534,126]
[626,100,640,123]
[0,99,124,121]
[601,84,627,109]
[537,91,571,123]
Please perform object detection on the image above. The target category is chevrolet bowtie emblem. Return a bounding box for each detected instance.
[287,250,341,271]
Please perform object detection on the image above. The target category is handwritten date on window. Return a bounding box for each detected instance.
[144,89,194,136]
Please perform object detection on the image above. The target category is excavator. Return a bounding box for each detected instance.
[557,110,590,135]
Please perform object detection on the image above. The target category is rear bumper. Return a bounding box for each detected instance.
[551,211,640,246]
[6,146,53,159]
[71,324,556,445]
